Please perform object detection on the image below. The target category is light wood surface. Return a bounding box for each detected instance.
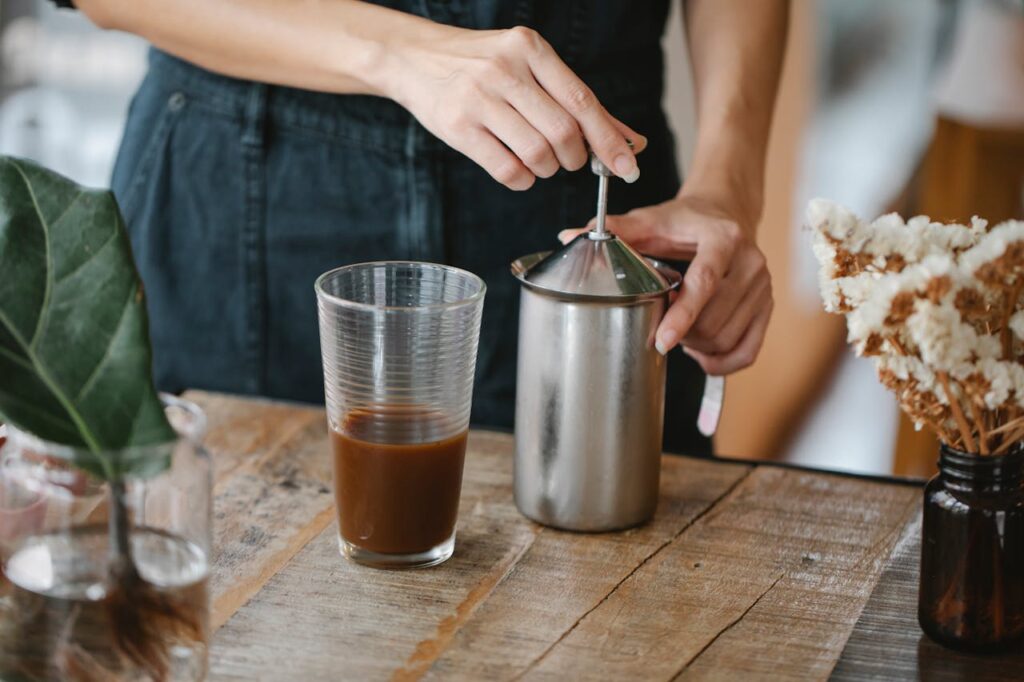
[187,391,999,680]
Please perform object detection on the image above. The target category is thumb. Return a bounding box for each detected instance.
[556,219,595,244]
[556,211,655,247]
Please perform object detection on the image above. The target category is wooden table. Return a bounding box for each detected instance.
[192,392,1023,680]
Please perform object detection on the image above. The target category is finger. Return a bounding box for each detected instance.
[654,239,731,354]
[704,275,771,352]
[558,227,586,244]
[557,211,661,248]
[527,52,639,182]
[451,125,535,191]
[558,215,602,244]
[505,82,589,171]
[684,280,770,355]
[557,215,639,245]
[684,254,769,349]
[684,300,773,376]
[610,118,648,154]
[683,271,749,349]
[484,102,560,179]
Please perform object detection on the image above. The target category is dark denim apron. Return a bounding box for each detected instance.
[111,0,712,455]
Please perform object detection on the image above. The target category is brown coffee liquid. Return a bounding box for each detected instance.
[331,406,467,555]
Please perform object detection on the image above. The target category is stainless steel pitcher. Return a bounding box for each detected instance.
[510,154,681,531]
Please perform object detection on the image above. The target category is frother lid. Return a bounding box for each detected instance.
[512,145,679,300]
[512,231,678,300]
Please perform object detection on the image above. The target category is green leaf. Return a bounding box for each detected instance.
[0,156,175,479]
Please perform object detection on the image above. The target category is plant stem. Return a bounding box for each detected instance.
[938,372,978,453]
[987,414,1024,437]
[995,425,1024,455]
[888,335,907,355]
[107,479,136,577]
[967,398,991,455]
[918,414,955,447]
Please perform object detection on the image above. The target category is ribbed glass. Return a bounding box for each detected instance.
[315,262,486,442]
[315,262,485,569]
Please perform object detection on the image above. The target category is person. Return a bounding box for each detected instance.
[60,0,787,456]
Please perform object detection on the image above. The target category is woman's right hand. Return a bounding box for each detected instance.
[382,25,646,191]
[75,2,640,190]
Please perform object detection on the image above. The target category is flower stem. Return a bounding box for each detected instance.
[967,397,991,454]
[938,372,978,453]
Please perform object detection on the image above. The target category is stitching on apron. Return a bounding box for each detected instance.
[403,118,422,260]
[564,0,588,69]
[120,97,181,219]
[403,120,445,262]
[241,84,269,394]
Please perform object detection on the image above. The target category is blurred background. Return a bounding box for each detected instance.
[3,0,1023,477]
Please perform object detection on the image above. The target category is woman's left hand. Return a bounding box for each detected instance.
[558,194,772,376]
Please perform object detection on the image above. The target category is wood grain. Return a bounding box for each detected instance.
[416,455,751,681]
[208,431,751,681]
[185,391,336,629]
[190,392,934,680]
[207,431,537,681]
[521,468,919,680]
[832,514,1024,681]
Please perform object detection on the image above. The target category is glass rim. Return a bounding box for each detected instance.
[2,393,206,459]
[314,261,487,313]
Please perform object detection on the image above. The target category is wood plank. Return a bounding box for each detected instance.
[208,433,752,681]
[186,391,324,485]
[832,514,1024,681]
[191,392,930,680]
[414,455,751,681]
[519,467,920,680]
[184,391,336,630]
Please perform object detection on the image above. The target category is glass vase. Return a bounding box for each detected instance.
[0,395,212,681]
[918,443,1024,652]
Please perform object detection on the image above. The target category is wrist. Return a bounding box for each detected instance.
[324,5,448,101]
[681,126,768,231]
[677,172,764,233]
[371,18,465,106]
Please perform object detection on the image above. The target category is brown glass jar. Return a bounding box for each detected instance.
[918,444,1024,652]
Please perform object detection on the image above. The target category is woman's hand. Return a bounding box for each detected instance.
[559,195,772,376]
[383,25,646,191]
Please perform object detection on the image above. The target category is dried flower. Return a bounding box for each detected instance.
[809,199,1024,455]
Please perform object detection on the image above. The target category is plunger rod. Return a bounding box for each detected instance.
[594,173,609,237]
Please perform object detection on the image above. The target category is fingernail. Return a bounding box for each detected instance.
[655,329,679,355]
[626,134,648,149]
[614,154,639,183]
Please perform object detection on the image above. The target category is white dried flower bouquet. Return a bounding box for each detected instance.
[809,199,1024,456]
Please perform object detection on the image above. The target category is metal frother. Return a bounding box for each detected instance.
[510,151,681,531]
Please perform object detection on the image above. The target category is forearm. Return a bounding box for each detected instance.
[73,0,643,190]
[74,0,449,97]
[681,0,789,229]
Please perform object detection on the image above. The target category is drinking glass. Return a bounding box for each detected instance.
[315,262,485,568]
